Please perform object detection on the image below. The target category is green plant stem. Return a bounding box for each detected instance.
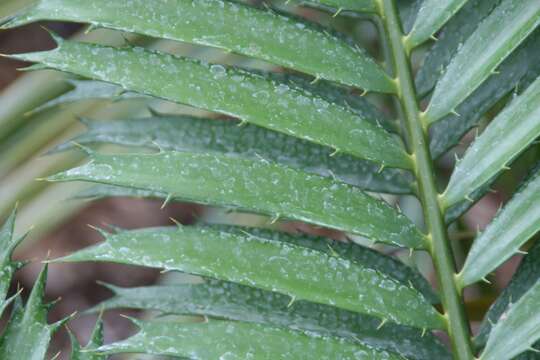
[377,0,474,359]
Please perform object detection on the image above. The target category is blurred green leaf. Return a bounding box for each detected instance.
[415,0,501,97]
[443,76,540,208]
[425,0,540,124]
[429,29,540,158]
[480,281,540,360]
[406,0,469,49]
[0,266,69,360]
[459,166,540,287]
[475,240,540,357]
[0,208,24,306]
[56,226,443,329]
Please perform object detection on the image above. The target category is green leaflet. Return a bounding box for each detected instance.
[443,76,540,208]
[208,225,437,302]
[429,28,540,158]
[406,0,469,49]
[0,266,69,359]
[480,281,540,360]
[424,0,540,124]
[54,116,413,194]
[415,0,502,98]
[55,226,443,329]
[46,72,398,133]
[79,222,434,303]
[475,241,540,356]
[89,281,448,360]
[458,167,540,287]
[0,209,23,306]
[2,0,394,93]
[49,151,426,248]
[92,320,405,359]
[70,317,105,360]
[6,39,411,169]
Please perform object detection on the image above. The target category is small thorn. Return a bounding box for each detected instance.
[330,148,340,157]
[430,34,438,41]
[360,89,368,97]
[502,164,511,170]
[270,213,280,224]
[377,163,385,173]
[515,249,528,255]
[71,141,94,155]
[326,243,339,257]
[464,195,474,203]
[376,318,387,330]
[237,119,248,127]
[310,75,320,85]
[161,193,174,209]
[421,328,427,337]
[450,109,461,117]
[480,277,492,284]
[332,7,343,17]
[87,224,109,238]
[327,169,338,181]
[169,217,183,228]
[287,295,296,308]
[84,24,98,35]
[409,248,414,257]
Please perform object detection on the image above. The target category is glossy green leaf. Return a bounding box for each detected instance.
[480,281,540,360]
[0,266,68,360]
[443,76,540,208]
[475,240,540,356]
[6,38,411,169]
[459,167,540,287]
[429,28,540,158]
[69,317,105,360]
[2,0,394,93]
[424,0,540,124]
[297,0,377,14]
[406,0,469,49]
[0,208,24,307]
[415,0,502,97]
[77,222,434,303]
[92,320,405,359]
[90,281,448,360]
[55,226,443,329]
[55,116,413,194]
[49,151,426,248]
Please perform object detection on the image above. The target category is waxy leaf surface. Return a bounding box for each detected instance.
[7,39,410,168]
[2,0,393,92]
[57,226,443,329]
[49,151,426,248]
[55,116,413,194]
